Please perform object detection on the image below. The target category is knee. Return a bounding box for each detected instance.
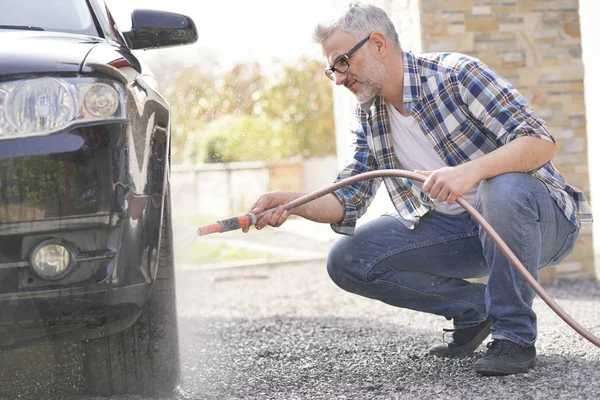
[326,236,363,292]
[477,173,543,248]
[477,173,537,220]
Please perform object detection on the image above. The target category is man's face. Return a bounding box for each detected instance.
[322,30,387,103]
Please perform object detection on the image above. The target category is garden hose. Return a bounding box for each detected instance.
[197,169,600,348]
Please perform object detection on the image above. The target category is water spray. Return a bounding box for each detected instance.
[196,169,600,348]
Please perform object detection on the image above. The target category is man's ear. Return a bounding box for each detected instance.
[370,32,387,55]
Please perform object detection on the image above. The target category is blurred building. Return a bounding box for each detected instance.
[332,0,597,281]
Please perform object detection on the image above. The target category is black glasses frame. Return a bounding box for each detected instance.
[325,35,371,81]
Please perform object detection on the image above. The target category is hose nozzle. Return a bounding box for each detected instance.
[197,212,257,236]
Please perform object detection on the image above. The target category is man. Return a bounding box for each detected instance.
[245,2,592,376]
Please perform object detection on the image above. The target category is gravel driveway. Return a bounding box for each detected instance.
[2,256,599,399]
[173,260,600,400]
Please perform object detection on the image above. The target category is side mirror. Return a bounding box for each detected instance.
[123,9,198,50]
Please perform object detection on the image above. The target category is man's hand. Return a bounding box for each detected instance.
[415,165,480,204]
[245,191,294,232]
[244,191,345,233]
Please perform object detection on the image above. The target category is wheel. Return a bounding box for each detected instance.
[82,187,180,396]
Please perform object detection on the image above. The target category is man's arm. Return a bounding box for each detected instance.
[417,136,555,204]
[244,191,344,232]
[468,135,555,179]
[246,110,381,234]
[418,56,556,204]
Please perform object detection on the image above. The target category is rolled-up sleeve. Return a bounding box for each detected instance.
[330,117,381,236]
[456,58,555,145]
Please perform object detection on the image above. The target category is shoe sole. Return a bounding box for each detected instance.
[474,358,536,376]
[428,318,493,358]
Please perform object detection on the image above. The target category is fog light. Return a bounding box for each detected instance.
[29,240,74,280]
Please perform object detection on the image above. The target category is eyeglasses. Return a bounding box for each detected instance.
[325,35,371,81]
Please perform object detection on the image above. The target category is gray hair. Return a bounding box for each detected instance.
[313,2,402,52]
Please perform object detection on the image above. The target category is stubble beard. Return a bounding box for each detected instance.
[354,54,387,103]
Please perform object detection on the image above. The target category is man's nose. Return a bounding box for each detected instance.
[334,71,347,86]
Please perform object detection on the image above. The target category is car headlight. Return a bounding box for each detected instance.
[0,77,126,140]
[84,83,120,117]
[29,240,74,280]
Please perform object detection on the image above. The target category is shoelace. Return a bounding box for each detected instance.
[485,339,518,356]
[442,321,486,344]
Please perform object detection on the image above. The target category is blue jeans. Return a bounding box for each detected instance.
[327,173,579,346]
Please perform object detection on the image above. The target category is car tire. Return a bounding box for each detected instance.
[82,187,180,396]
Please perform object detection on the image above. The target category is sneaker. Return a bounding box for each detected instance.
[428,317,492,358]
[474,339,536,376]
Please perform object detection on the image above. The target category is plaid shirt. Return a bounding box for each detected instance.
[332,51,593,235]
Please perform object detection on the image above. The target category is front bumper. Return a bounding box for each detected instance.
[0,122,166,348]
[0,280,152,348]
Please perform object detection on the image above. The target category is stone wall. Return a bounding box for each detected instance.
[412,0,593,281]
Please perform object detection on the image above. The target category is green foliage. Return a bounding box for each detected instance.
[160,58,335,164]
[261,57,337,158]
[196,114,299,163]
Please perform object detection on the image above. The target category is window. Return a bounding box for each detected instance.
[0,0,99,37]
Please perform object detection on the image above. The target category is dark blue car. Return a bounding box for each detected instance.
[0,0,197,395]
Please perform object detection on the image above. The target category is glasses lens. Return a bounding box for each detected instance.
[334,58,350,74]
[325,58,350,81]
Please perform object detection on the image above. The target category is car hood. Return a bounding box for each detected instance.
[0,31,103,77]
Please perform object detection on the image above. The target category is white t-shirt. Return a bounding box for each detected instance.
[386,103,478,215]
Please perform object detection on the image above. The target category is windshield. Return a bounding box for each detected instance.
[0,0,99,37]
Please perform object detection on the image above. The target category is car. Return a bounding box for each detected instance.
[0,0,197,396]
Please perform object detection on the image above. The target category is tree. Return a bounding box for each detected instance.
[158,58,335,164]
[261,57,336,158]
[199,114,299,163]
